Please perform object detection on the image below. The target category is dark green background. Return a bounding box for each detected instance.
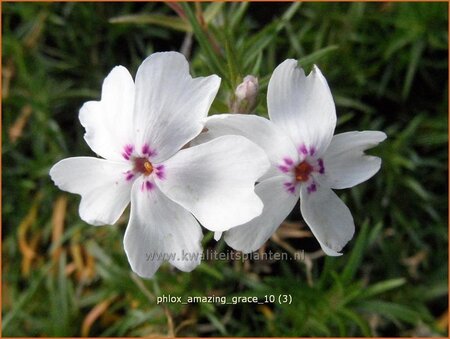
[2,2,448,337]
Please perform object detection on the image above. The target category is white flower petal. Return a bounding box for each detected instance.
[156,135,270,231]
[224,176,299,253]
[300,181,355,256]
[133,52,221,163]
[124,177,203,278]
[214,232,223,241]
[322,131,387,189]
[79,66,135,161]
[268,60,336,156]
[192,114,298,181]
[49,157,132,226]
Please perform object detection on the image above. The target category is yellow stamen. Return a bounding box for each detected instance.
[143,161,153,176]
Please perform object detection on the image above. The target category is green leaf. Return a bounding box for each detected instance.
[204,2,224,23]
[181,3,228,83]
[361,278,406,299]
[2,263,52,332]
[109,14,191,32]
[338,308,372,336]
[402,40,425,99]
[243,3,301,70]
[334,94,375,114]
[206,311,227,335]
[297,45,339,68]
[340,221,370,284]
[229,2,250,30]
[403,177,431,201]
[359,301,421,325]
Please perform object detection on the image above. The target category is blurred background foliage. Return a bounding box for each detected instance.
[2,2,448,337]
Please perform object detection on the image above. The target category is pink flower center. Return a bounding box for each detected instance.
[134,157,153,176]
[295,161,313,182]
[279,147,326,195]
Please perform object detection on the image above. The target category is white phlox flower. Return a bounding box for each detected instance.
[195,59,387,256]
[50,52,269,278]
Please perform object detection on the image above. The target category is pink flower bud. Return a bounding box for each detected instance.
[230,75,259,114]
[235,75,259,101]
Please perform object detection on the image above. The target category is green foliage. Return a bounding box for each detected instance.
[2,2,447,337]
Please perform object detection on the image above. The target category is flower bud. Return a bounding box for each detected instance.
[230,75,259,114]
